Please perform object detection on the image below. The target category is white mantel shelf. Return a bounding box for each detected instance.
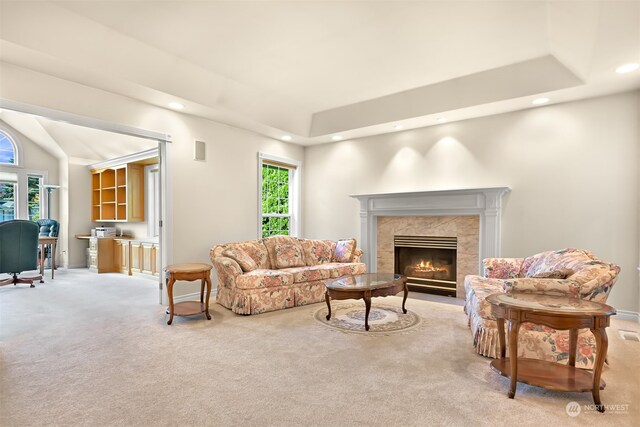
[350,187,511,271]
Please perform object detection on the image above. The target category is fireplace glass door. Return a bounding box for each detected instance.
[394,235,457,296]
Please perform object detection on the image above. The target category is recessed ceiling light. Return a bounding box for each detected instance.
[281,135,292,141]
[532,97,550,105]
[394,124,404,130]
[616,63,639,74]
[168,101,184,110]
[332,135,343,141]
[436,117,447,123]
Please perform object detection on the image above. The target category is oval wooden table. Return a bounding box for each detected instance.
[486,292,615,412]
[324,273,408,331]
[165,263,213,325]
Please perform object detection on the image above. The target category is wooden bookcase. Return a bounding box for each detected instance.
[91,163,144,222]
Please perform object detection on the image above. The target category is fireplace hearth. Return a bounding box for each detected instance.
[394,235,457,297]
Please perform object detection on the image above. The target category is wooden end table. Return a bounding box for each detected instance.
[39,236,57,280]
[486,292,615,412]
[165,263,213,325]
[325,273,408,331]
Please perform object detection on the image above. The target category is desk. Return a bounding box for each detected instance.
[39,236,58,280]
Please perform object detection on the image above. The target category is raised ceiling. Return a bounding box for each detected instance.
[1,0,638,144]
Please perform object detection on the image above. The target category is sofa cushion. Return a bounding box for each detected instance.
[222,247,258,272]
[235,269,294,290]
[226,240,271,269]
[279,266,334,283]
[532,269,574,279]
[483,258,523,279]
[263,236,304,269]
[520,248,591,278]
[300,239,336,266]
[273,242,306,268]
[313,262,367,278]
[332,238,357,263]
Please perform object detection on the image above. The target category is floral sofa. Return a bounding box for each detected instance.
[464,248,620,369]
[210,236,365,315]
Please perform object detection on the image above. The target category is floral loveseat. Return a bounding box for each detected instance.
[464,248,620,369]
[211,236,365,315]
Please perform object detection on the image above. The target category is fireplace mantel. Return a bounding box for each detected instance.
[350,187,511,272]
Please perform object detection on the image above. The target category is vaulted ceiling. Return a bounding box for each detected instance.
[1,0,638,145]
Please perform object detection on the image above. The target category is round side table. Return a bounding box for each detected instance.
[165,263,213,325]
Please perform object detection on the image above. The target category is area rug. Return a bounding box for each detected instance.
[313,301,422,334]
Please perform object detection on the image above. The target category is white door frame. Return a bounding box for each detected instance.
[0,99,173,304]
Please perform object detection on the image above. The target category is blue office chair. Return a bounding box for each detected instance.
[36,218,59,269]
[0,220,43,287]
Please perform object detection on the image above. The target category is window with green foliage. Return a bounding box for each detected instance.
[258,154,300,238]
[28,175,41,221]
[0,181,15,221]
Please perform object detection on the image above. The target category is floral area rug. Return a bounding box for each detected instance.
[313,301,422,335]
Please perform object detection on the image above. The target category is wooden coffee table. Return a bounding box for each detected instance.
[325,273,408,331]
[486,292,615,412]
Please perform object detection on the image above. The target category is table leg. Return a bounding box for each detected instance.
[569,329,577,367]
[591,328,608,412]
[496,318,506,358]
[364,290,372,331]
[200,278,205,303]
[166,275,175,325]
[325,291,332,321]
[508,319,520,399]
[39,242,45,279]
[204,274,212,320]
[402,282,408,314]
[51,241,56,280]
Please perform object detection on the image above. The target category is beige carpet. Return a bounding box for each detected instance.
[1,269,638,426]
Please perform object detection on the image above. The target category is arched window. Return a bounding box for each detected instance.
[0,130,17,165]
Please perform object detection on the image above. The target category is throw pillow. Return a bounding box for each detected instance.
[223,247,258,272]
[532,269,574,279]
[300,239,335,266]
[332,238,357,263]
[274,243,306,269]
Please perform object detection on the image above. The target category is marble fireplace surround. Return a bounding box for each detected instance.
[351,187,511,298]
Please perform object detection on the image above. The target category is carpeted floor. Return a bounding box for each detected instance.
[1,269,638,426]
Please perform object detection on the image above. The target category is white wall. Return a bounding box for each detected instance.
[1,63,304,296]
[304,91,639,314]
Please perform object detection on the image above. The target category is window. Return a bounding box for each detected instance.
[0,175,16,221]
[0,131,17,165]
[258,153,301,237]
[28,175,42,221]
[0,129,47,221]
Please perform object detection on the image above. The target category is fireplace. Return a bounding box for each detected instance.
[394,235,457,297]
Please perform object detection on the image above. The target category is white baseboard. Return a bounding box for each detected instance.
[617,310,640,324]
[173,288,218,304]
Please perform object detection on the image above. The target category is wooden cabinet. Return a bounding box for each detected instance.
[88,237,115,273]
[129,240,159,277]
[91,163,144,222]
[114,239,131,275]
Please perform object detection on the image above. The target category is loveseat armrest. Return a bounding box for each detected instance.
[353,248,364,263]
[212,256,243,289]
[502,277,581,297]
[482,257,524,278]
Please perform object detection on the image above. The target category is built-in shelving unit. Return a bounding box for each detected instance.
[90,164,144,222]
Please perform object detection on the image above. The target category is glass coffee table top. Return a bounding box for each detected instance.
[489,292,615,315]
[325,273,405,291]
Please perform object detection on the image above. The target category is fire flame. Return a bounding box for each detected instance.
[416,259,448,272]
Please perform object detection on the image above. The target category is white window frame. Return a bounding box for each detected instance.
[257,152,301,238]
[0,129,47,220]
